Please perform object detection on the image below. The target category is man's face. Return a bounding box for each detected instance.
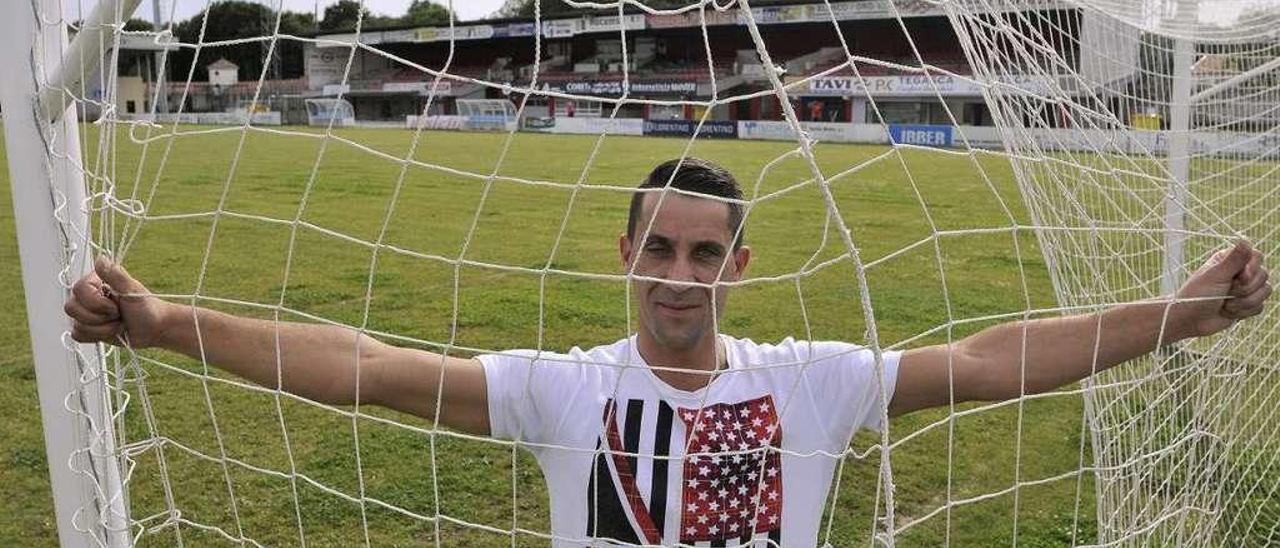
[621,193,751,352]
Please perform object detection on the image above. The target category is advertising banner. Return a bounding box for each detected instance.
[737,120,884,143]
[522,116,556,132]
[889,124,953,147]
[542,19,583,38]
[380,29,416,43]
[405,115,468,130]
[643,119,738,138]
[379,81,457,95]
[322,84,350,96]
[493,22,536,38]
[648,9,739,28]
[382,82,428,93]
[533,117,645,136]
[142,112,283,126]
[807,0,1060,23]
[545,80,699,96]
[806,74,1049,97]
[631,81,700,95]
[415,24,494,42]
[585,14,646,33]
[747,5,806,24]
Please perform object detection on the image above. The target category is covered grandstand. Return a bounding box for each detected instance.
[302,0,1081,132]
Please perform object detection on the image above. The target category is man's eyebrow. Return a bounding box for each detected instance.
[643,234,673,246]
[694,240,727,253]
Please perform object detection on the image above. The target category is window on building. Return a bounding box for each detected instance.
[648,103,684,120]
[801,97,846,123]
[555,100,602,118]
[126,100,136,114]
[964,102,992,126]
[873,101,952,125]
[616,103,645,119]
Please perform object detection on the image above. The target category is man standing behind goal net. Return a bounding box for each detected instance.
[6,0,1280,544]
[66,158,1271,546]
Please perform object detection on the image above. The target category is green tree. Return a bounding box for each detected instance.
[495,0,802,18]
[496,0,591,18]
[320,0,370,32]
[274,11,318,80]
[403,0,453,26]
[168,1,273,81]
[279,10,317,35]
[166,1,312,82]
[123,18,154,31]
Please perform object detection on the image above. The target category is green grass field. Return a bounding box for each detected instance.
[4,125,1112,546]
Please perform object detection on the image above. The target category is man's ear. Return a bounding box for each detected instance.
[619,233,633,269]
[731,245,751,280]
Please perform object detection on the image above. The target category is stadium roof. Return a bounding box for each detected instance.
[301,0,851,38]
[308,0,1068,44]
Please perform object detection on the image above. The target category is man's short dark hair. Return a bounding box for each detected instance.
[627,157,746,249]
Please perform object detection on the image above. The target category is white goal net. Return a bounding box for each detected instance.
[4,0,1278,546]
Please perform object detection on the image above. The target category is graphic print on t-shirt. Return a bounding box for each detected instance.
[677,396,783,544]
[585,396,782,546]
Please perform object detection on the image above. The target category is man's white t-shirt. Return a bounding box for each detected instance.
[478,335,901,547]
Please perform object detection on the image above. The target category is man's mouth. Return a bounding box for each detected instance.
[656,302,700,312]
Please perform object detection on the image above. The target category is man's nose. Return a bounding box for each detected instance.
[664,255,698,290]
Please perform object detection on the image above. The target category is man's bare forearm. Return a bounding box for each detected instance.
[68,259,490,431]
[152,302,386,406]
[959,301,1193,401]
[892,242,1267,416]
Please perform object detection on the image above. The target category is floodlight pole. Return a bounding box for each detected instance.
[1162,36,1194,297]
[152,0,168,114]
[0,0,131,547]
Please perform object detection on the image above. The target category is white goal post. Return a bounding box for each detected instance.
[4,0,1279,546]
[0,0,132,547]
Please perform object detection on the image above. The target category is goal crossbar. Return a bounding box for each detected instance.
[1189,54,1280,104]
[36,0,144,124]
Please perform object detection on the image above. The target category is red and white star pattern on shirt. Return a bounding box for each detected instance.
[676,395,782,543]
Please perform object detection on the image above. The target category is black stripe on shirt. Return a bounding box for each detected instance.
[648,401,674,540]
[624,399,644,474]
[586,447,642,545]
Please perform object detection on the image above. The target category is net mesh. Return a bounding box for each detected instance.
[18,0,1280,546]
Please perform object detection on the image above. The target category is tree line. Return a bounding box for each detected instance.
[127,0,813,82]
[496,0,811,18]
[123,0,451,82]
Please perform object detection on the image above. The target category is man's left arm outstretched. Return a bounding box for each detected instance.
[890,241,1272,417]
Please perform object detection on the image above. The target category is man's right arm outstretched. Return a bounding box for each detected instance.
[64,259,492,436]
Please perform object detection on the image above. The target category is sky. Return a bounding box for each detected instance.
[154,0,509,24]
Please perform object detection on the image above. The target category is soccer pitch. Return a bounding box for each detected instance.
[4,126,1109,546]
